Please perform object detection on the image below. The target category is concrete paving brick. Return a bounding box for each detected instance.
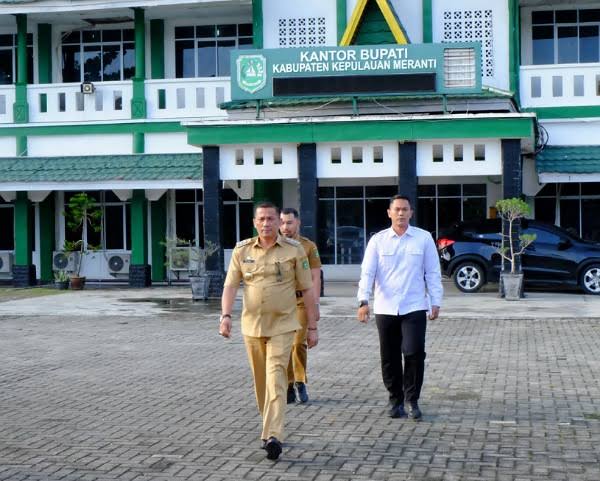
[1,287,600,481]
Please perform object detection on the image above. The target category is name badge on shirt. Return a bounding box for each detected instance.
[242,257,255,264]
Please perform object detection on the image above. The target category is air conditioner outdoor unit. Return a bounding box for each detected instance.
[107,253,131,274]
[0,252,13,273]
[52,251,80,272]
[169,246,192,271]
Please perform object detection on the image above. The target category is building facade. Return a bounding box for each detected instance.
[0,0,596,288]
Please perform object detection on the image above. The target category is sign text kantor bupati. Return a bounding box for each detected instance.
[231,43,481,101]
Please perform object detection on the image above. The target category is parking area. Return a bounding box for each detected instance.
[1,284,600,480]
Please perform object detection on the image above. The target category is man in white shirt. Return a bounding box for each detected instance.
[357,195,443,420]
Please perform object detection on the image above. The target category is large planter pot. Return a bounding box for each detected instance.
[54,280,69,290]
[69,275,86,290]
[501,273,523,300]
[189,274,210,301]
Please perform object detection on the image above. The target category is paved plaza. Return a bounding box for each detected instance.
[1,283,600,481]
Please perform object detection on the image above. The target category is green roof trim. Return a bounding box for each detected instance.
[537,146,600,174]
[0,153,202,183]
[219,89,513,110]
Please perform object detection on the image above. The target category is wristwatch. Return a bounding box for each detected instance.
[358,300,368,308]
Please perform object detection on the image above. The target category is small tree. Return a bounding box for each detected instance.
[163,237,219,276]
[495,198,536,274]
[62,193,103,277]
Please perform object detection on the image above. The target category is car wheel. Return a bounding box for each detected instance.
[453,261,485,293]
[580,264,600,295]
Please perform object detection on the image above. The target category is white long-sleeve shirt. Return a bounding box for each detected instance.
[357,225,443,315]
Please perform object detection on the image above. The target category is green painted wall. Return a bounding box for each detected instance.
[38,194,55,282]
[422,0,432,43]
[253,180,282,207]
[150,193,167,281]
[508,0,520,100]
[38,24,52,83]
[150,19,165,79]
[252,0,263,48]
[132,8,147,119]
[353,2,396,45]
[14,192,32,266]
[337,0,347,44]
[130,190,148,265]
[188,116,535,145]
[0,121,184,137]
[14,14,29,124]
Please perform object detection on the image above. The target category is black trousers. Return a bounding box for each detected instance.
[375,310,427,406]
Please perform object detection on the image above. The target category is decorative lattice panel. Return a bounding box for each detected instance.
[443,10,494,78]
[278,17,327,47]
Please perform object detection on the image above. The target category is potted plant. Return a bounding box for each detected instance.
[495,197,537,300]
[188,240,219,301]
[53,270,70,289]
[62,192,103,290]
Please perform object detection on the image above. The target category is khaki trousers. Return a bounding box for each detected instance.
[244,331,295,441]
[287,305,308,384]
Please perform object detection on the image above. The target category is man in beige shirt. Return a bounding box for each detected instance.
[219,202,318,460]
[280,207,322,404]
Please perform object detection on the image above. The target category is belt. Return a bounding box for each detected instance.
[295,290,303,298]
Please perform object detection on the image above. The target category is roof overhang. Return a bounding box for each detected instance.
[184,113,537,150]
[0,179,201,192]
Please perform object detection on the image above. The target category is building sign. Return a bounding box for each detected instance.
[230,43,481,101]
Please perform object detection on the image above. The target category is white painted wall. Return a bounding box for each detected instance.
[0,137,17,157]
[417,139,502,177]
[432,0,509,91]
[27,134,133,156]
[220,144,298,180]
[317,142,399,178]
[541,119,600,147]
[262,0,338,48]
[145,132,201,153]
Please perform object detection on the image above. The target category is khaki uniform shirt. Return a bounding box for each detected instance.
[295,235,321,307]
[224,234,313,337]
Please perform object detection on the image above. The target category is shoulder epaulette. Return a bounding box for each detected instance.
[235,238,254,248]
[282,237,301,246]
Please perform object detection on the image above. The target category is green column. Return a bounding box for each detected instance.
[252,0,263,48]
[131,8,146,119]
[150,19,165,79]
[13,14,29,124]
[38,194,55,282]
[508,0,520,102]
[337,0,346,44]
[133,132,144,153]
[38,24,52,83]
[130,189,148,264]
[14,192,32,265]
[150,193,167,282]
[422,0,433,43]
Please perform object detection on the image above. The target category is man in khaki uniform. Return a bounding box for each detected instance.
[219,202,318,461]
[280,208,322,404]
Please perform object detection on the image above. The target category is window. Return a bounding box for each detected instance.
[0,33,33,85]
[222,189,254,248]
[532,9,600,64]
[174,189,204,247]
[64,191,130,250]
[175,24,253,78]
[534,182,600,241]
[317,185,398,265]
[0,199,14,250]
[61,29,135,82]
[417,184,487,237]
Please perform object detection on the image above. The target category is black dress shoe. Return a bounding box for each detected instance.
[407,402,422,420]
[287,383,296,404]
[260,439,267,450]
[295,382,309,403]
[388,403,407,418]
[265,437,282,460]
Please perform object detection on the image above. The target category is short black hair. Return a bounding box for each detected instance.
[254,202,280,216]
[281,207,299,218]
[389,194,412,207]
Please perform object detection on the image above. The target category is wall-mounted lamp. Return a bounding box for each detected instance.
[81,82,95,94]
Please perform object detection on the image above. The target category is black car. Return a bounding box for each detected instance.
[437,219,600,295]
